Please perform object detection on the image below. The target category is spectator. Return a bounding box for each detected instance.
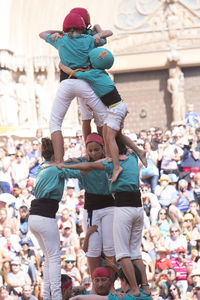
[0,226,21,260]
[155,175,176,209]
[165,225,187,258]
[0,147,14,194]
[155,247,171,271]
[150,287,164,300]
[193,282,200,300]
[153,128,164,150]
[193,173,200,205]
[6,258,31,296]
[181,212,198,251]
[18,284,38,300]
[143,225,165,261]
[62,221,80,257]
[167,283,182,300]
[152,208,172,238]
[18,206,29,239]
[61,274,72,300]
[169,179,194,223]
[188,201,200,229]
[194,234,200,256]
[186,269,200,299]
[11,151,29,189]
[26,140,41,179]
[0,285,13,300]
[141,140,159,193]
[184,103,200,128]
[157,268,182,299]
[141,183,161,223]
[57,208,77,234]
[170,247,193,295]
[62,254,81,286]
[158,135,182,179]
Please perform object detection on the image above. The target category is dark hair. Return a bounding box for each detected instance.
[118,265,142,286]
[61,274,72,287]
[115,137,127,155]
[41,138,54,161]
[19,205,28,212]
[168,283,181,299]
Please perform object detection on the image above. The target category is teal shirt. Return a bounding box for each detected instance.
[102,153,140,193]
[45,33,105,68]
[108,289,152,300]
[34,162,81,200]
[62,158,111,195]
[76,69,115,97]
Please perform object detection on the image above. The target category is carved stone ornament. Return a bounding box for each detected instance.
[111,0,200,54]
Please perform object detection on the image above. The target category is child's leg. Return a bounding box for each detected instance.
[132,259,151,295]
[82,120,92,142]
[118,133,147,167]
[50,80,76,162]
[105,126,123,182]
[120,257,140,296]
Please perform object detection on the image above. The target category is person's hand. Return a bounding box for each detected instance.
[93,33,101,45]
[86,225,98,236]
[41,163,56,169]
[51,32,60,41]
[119,154,128,161]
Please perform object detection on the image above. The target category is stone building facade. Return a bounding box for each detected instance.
[0,0,200,136]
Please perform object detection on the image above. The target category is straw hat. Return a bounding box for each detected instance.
[158,174,170,183]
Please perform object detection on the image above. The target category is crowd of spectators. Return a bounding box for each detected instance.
[0,117,200,299]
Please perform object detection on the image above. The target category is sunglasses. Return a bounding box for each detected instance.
[159,212,167,215]
[16,155,23,158]
[171,230,179,233]
[66,261,75,264]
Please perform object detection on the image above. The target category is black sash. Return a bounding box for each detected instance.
[29,198,59,218]
[100,87,121,107]
[114,190,142,207]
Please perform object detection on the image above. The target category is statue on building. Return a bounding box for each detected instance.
[34,74,51,128]
[0,70,18,127]
[15,74,33,127]
[167,66,186,123]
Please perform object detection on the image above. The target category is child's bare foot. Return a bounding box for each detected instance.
[138,150,147,168]
[119,154,128,161]
[141,283,151,295]
[109,166,123,182]
[128,288,140,297]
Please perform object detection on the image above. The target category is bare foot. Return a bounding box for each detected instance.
[138,150,147,168]
[109,166,123,182]
[128,289,140,297]
[141,284,151,295]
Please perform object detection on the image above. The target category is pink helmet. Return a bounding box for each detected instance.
[63,12,86,32]
[70,7,90,26]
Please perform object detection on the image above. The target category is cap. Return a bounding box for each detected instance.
[86,133,104,147]
[11,258,21,265]
[63,12,86,32]
[70,7,90,26]
[66,179,75,188]
[0,193,16,205]
[63,221,72,229]
[195,233,200,241]
[80,232,86,239]
[158,174,170,183]
[183,213,194,222]
[65,254,76,262]
[156,247,170,253]
[26,178,34,187]
[190,269,200,277]
[83,277,92,285]
[176,247,186,253]
[20,238,30,246]
[89,48,114,70]
[92,267,110,279]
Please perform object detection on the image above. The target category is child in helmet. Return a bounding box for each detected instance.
[39,10,113,163]
[60,48,147,182]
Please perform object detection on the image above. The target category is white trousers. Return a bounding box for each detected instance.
[28,215,62,300]
[113,207,144,261]
[49,79,107,133]
[83,207,115,257]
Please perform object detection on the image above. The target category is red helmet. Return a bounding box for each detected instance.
[63,12,86,32]
[70,7,90,26]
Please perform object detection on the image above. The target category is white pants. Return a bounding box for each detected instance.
[104,101,128,131]
[28,215,62,300]
[83,207,115,257]
[113,207,144,261]
[50,79,107,133]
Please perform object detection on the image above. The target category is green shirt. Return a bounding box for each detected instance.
[34,162,81,200]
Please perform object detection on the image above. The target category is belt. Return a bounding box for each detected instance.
[108,100,122,109]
